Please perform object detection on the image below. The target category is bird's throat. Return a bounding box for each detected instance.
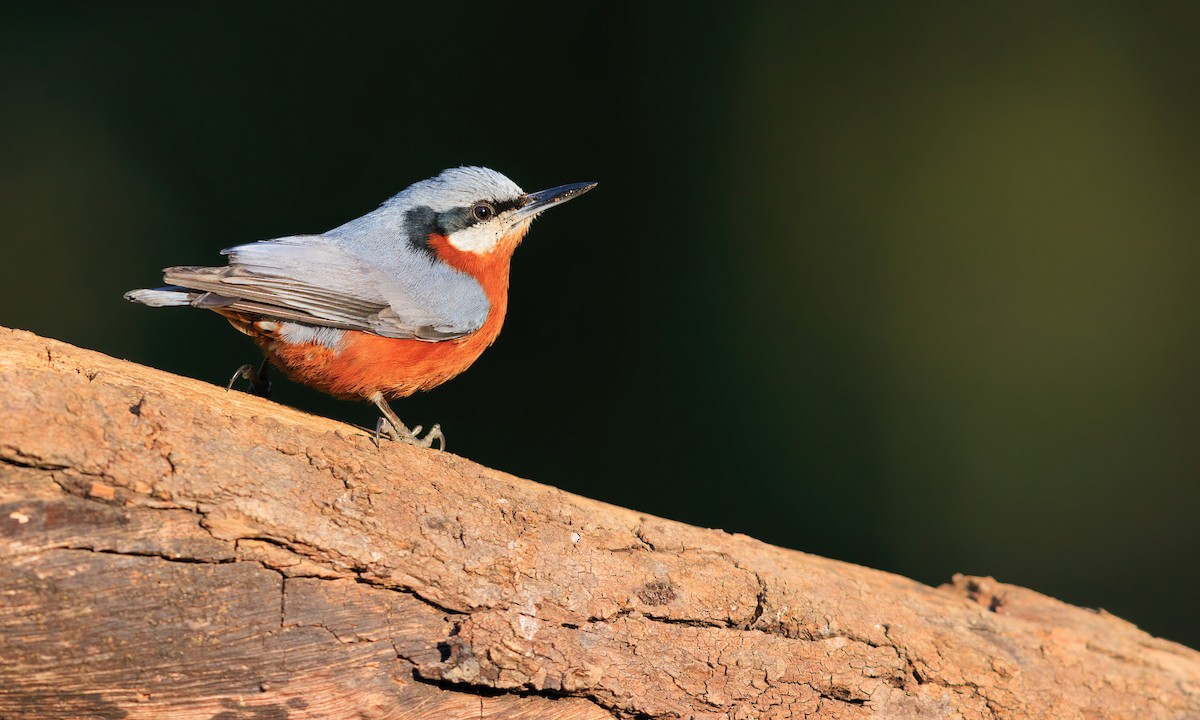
[425,228,526,306]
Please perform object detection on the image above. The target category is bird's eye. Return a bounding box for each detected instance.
[472,203,495,222]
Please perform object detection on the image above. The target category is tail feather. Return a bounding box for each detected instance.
[123,286,200,307]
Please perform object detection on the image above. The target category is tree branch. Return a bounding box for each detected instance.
[1,326,1197,719]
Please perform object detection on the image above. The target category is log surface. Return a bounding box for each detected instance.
[0,326,1197,719]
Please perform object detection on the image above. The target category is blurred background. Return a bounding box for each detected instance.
[3,3,1199,647]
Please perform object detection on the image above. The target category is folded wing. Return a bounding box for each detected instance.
[159,236,488,341]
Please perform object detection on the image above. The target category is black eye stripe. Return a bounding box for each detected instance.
[405,198,524,251]
[461,197,523,226]
[492,197,523,214]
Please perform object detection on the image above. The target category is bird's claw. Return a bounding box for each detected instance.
[421,424,445,450]
[228,360,271,398]
[374,417,445,451]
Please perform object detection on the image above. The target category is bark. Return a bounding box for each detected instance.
[0,325,1197,720]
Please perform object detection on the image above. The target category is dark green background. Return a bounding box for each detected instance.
[4,4,1199,647]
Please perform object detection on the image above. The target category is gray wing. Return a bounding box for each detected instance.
[163,236,489,341]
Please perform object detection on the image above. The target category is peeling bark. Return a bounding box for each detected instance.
[0,326,1197,720]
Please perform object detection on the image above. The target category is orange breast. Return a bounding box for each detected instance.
[251,228,525,400]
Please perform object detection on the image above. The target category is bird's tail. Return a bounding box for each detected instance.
[123,286,202,307]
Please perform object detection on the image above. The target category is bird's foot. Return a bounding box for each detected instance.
[228,359,272,398]
[370,392,444,450]
[374,416,445,451]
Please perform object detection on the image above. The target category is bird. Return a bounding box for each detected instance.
[125,166,596,450]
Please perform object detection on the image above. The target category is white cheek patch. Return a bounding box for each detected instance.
[447,223,504,254]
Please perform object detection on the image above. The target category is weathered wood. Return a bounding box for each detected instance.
[0,325,1197,719]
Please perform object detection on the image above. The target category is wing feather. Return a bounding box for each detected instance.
[162,236,487,341]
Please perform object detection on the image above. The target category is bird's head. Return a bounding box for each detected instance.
[387,167,596,263]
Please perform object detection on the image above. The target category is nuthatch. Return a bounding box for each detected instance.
[125,167,596,449]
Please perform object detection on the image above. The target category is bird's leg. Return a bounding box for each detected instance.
[228,358,272,398]
[370,392,444,450]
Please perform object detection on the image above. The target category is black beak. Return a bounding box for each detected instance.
[512,181,598,220]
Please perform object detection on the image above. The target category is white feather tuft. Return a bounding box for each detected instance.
[124,288,198,307]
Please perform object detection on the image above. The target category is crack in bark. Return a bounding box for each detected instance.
[348,574,470,618]
[0,452,69,472]
[746,571,767,629]
[632,519,656,551]
[57,545,240,565]
[405,669,624,719]
[584,608,735,630]
[279,569,286,631]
